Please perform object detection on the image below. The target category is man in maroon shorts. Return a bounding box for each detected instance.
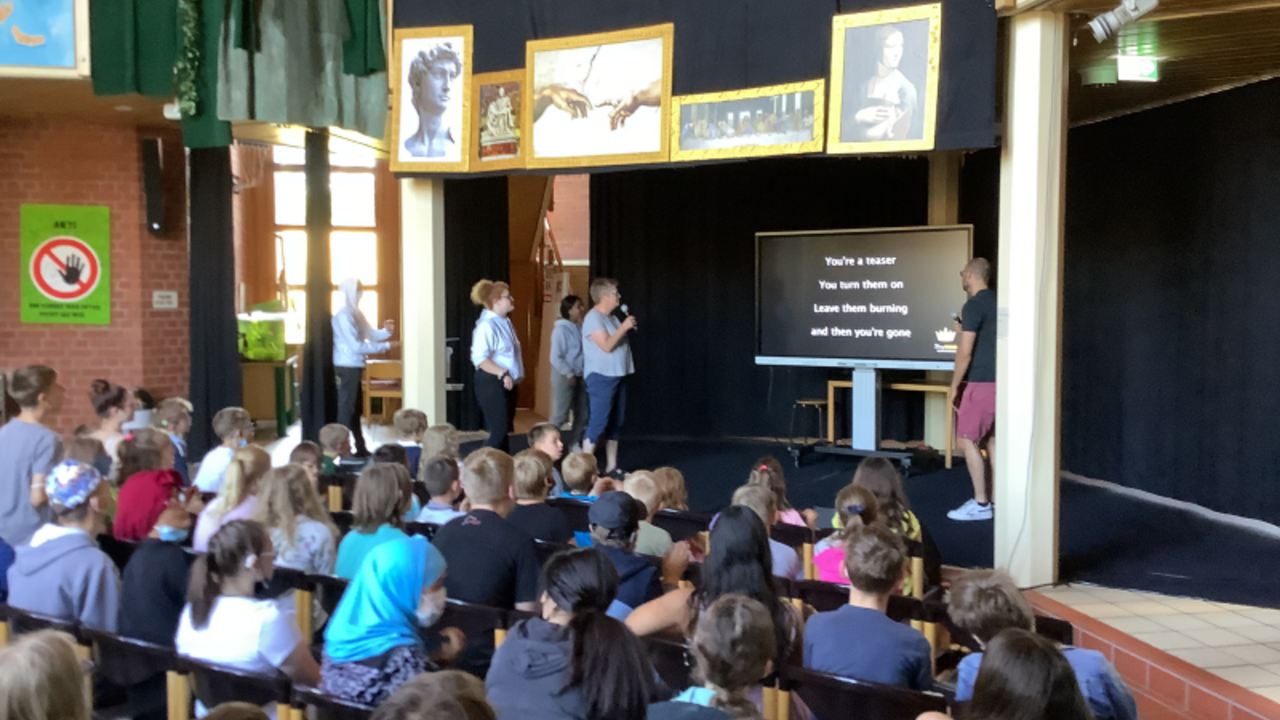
[948,258,996,521]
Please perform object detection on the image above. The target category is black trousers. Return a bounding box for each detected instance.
[335,366,369,455]
[475,371,516,452]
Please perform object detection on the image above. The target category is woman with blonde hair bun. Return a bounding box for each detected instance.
[193,445,270,552]
[469,279,523,451]
[0,630,89,720]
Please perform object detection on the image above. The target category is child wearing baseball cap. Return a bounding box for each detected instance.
[7,459,121,632]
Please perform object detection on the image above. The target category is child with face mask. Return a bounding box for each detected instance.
[119,503,197,720]
[321,536,465,705]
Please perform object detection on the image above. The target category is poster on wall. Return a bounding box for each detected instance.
[670,80,825,162]
[20,204,111,325]
[0,0,77,70]
[828,3,942,154]
[472,69,525,171]
[390,25,474,173]
[524,24,674,169]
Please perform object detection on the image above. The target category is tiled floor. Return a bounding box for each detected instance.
[1037,583,1280,703]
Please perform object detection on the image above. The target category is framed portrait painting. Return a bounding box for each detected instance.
[524,24,674,169]
[828,4,941,154]
[391,26,474,173]
[471,69,525,171]
[670,80,825,162]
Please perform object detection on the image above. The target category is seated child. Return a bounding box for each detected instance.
[812,485,879,584]
[731,484,801,580]
[748,457,813,528]
[651,467,689,512]
[154,397,194,485]
[622,471,673,557]
[852,457,924,594]
[288,441,324,491]
[392,409,429,480]
[652,594,813,720]
[8,460,120,631]
[561,452,615,501]
[335,464,411,579]
[193,407,253,493]
[948,569,1137,720]
[415,455,465,525]
[373,444,422,520]
[319,423,360,474]
[804,525,932,690]
[507,450,574,543]
[527,422,566,495]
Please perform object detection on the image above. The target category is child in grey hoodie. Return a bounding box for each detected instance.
[7,459,120,632]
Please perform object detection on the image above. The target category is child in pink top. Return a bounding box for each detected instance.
[812,485,880,584]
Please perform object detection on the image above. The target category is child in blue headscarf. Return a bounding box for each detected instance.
[320,536,462,705]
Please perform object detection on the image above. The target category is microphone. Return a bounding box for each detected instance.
[617,304,636,333]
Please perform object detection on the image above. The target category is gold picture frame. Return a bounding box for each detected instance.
[471,69,526,171]
[390,25,474,173]
[524,23,674,169]
[670,80,826,162]
[827,3,942,155]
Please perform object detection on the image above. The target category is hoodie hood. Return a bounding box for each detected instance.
[554,317,577,330]
[13,531,98,577]
[502,617,572,679]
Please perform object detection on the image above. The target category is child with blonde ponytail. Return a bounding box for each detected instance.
[193,445,270,552]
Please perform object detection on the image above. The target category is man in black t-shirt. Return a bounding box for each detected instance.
[948,258,997,522]
[432,448,541,611]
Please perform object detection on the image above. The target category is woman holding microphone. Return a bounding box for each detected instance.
[582,278,636,475]
[470,279,524,451]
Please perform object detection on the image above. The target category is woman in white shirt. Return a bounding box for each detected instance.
[469,279,523,452]
[176,519,320,716]
[332,278,397,457]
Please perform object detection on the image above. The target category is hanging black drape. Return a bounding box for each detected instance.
[589,156,931,440]
[444,177,510,430]
[187,147,242,457]
[1060,78,1280,525]
[301,130,336,442]
[394,0,995,153]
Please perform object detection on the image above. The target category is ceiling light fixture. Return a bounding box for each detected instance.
[1090,0,1159,43]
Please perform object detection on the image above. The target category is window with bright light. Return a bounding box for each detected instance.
[273,139,380,344]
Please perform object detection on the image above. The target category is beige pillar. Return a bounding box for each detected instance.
[926,152,962,451]
[400,178,448,426]
[994,11,1067,586]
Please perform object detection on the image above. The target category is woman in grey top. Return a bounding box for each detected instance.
[549,295,588,451]
[581,279,636,474]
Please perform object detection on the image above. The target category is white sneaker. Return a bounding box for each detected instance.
[947,498,993,521]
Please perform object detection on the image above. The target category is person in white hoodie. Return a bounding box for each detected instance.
[548,295,588,451]
[332,278,397,457]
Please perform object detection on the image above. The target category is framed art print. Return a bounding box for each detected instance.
[391,25,474,173]
[472,69,525,171]
[524,24,674,169]
[671,80,825,162]
[828,4,941,154]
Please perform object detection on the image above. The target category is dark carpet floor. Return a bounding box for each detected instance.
[477,435,1280,608]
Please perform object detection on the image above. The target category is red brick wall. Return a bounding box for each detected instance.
[0,119,190,436]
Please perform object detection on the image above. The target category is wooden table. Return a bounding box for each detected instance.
[827,380,955,468]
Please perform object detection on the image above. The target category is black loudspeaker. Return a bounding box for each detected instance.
[142,138,166,236]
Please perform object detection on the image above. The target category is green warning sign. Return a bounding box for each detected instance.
[20,204,111,325]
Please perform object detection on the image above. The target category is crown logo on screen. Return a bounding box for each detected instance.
[935,328,956,342]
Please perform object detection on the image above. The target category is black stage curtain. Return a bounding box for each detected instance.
[187,148,242,458]
[394,0,995,153]
[444,177,510,430]
[589,156,930,440]
[300,130,336,442]
[1062,78,1280,524]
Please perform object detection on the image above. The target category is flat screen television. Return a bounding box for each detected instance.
[755,225,973,369]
